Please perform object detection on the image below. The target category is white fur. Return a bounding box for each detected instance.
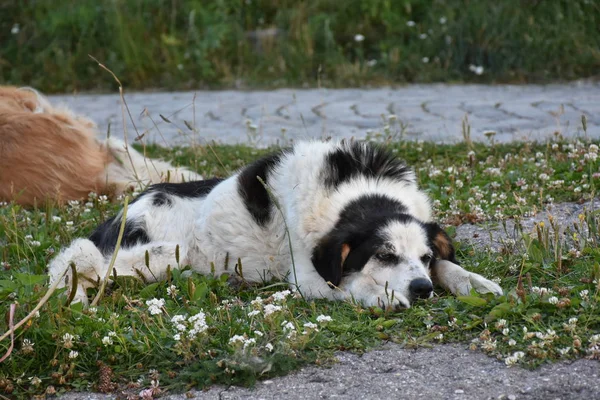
[49,140,503,306]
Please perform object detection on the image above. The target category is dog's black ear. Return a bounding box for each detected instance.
[424,222,457,264]
[311,237,351,288]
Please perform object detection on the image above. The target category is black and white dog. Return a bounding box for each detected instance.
[49,141,502,307]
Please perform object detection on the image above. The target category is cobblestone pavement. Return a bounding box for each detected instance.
[49,82,599,147]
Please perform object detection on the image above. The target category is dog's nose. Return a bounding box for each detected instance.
[409,278,433,300]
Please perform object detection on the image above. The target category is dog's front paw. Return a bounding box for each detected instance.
[450,272,503,297]
[468,272,503,296]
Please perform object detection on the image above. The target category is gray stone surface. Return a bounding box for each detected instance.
[49,83,599,147]
[58,344,600,400]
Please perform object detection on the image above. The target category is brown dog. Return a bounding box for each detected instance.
[0,86,202,206]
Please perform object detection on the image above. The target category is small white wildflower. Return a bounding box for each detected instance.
[247,310,261,317]
[354,34,365,42]
[419,33,428,40]
[102,336,113,346]
[243,338,256,350]
[173,334,181,341]
[558,347,571,356]
[52,216,61,223]
[263,304,282,316]
[265,343,274,352]
[422,57,429,63]
[166,285,178,297]
[146,298,165,315]
[316,315,333,323]
[502,328,510,336]
[188,311,208,338]
[250,296,263,306]
[11,24,20,35]
[229,335,246,346]
[272,290,291,302]
[68,350,79,359]
[435,333,444,340]
[366,59,377,67]
[439,16,447,24]
[406,20,416,27]
[495,319,508,330]
[469,64,484,75]
[548,296,559,305]
[281,321,295,331]
[569,317,578,325]
[508,339,517,346]
[254,330,264,337]
[62,333,76,349]
[580,289,589,300]
[304,322,318,330]
[30,376,41,386]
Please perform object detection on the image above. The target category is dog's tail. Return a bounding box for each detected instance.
[102,137,204,193]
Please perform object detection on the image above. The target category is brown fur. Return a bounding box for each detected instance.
[0,86,202,206]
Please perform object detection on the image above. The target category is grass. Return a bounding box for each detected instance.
[2,0,600,93]
[1,132,600,398]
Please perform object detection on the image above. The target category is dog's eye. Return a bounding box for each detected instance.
[375,253,397,263]
[420,254,433,264]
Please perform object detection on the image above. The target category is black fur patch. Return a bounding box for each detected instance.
[89,216,150,255]
[322,141,413,189]
[142,178,223,207]
[237,151,285,226]
[311,194,411,287]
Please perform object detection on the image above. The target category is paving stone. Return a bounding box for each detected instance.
[48,83,599,147]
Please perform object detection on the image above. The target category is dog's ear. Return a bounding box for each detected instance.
[425,222,457,264]
[311,237,351,288]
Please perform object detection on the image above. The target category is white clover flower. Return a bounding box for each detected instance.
[502,328,510,336]
[469,65,484,75]
[316,315,333,323]
[188,311,208,338]
[146,298,165,315]
[558,347,571,355]
[254,330,264,337]
[272,290,291,302]
[68,350,79,359]
[263,304,282,316]
[580,289,589,300]
[250,296,263,306]
[508,339,516,346]
[243,338,256,350]
[435,333,444,340]
[229,335,246,346]
[569,318,578,325]
[265,343,274,352]
[102,336,113,346]
[248,310,261,317]
[304,322,318,330]
[52,216,62,223]
[495,319,507,330]
[548,296,559,305]
[166,285,178,297]
[354,34,365,42]
[62,333,76,349]
[30,376,41,386]
[281,321,295,331]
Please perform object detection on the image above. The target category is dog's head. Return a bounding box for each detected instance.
[311,196,456,308]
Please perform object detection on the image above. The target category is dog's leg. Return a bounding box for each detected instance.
[432,260,503,296]
[49,240,186,304]
[48,239,105,305]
